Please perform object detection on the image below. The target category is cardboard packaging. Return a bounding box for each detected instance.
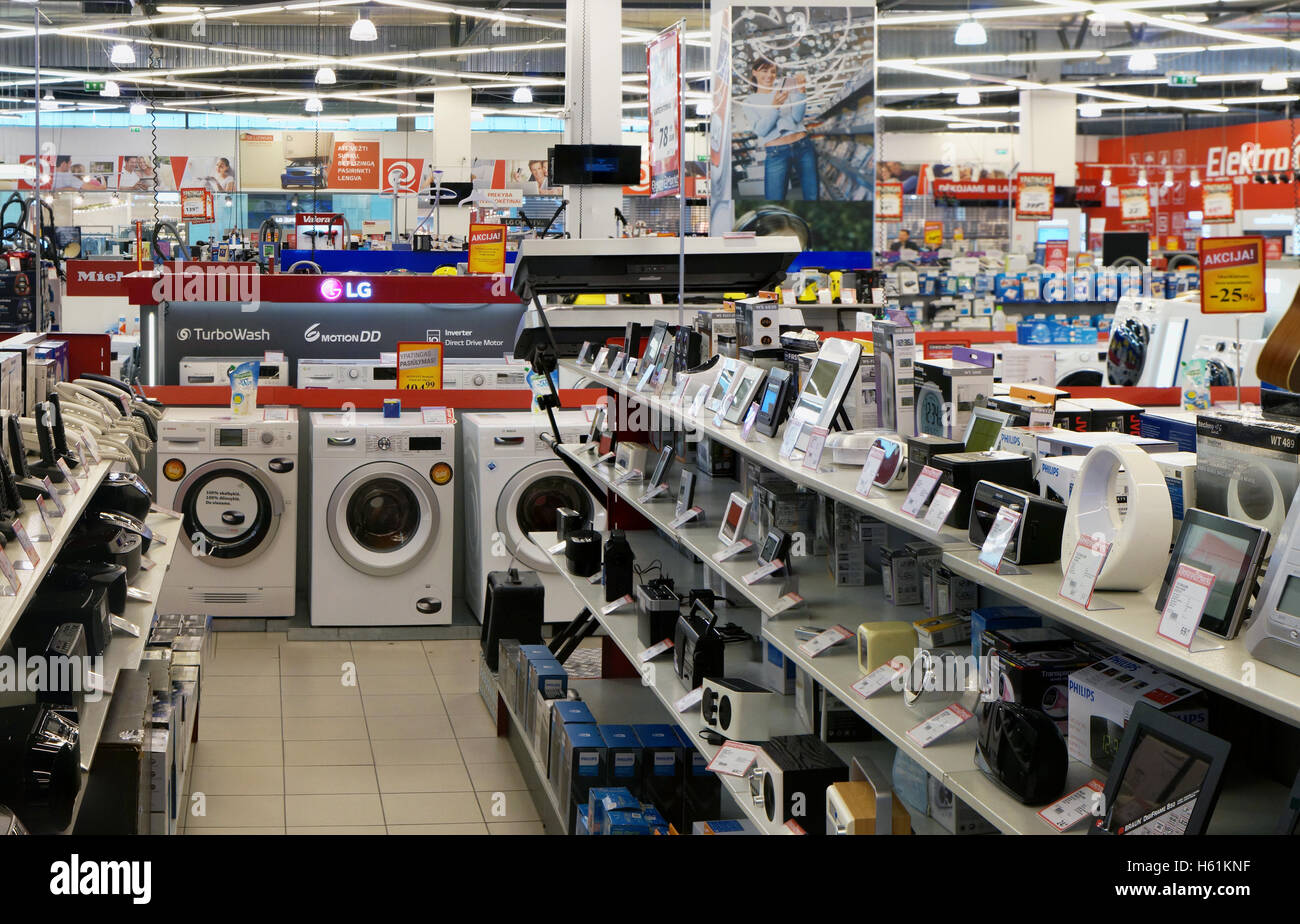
[914,357,996,440]
[872,316,916,437]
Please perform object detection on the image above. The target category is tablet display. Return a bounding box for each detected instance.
[1155,508,1269,638]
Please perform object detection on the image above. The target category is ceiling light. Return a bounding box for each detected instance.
[40,91,57,111]
[315,67,336,85]
[513,85,533,103]
[305,95,323,113]
[350,11,377,42]
[130,101,147,115]
[1262,72,1288,91]
[1128,50,1159,72]
[224,195,233,207]
[1164,168,1174,188]
[956,87,980,105]
[100,80,121,98]
[1101,167,1112,187]
[1078,100,1103,118]
[290,197,299,208]
[110,43,136,66]
[1190,168,1201,187]
[1137,168,1148,186]
[74,194,84,206]
[954,18,987,46]
[110,194,120,206]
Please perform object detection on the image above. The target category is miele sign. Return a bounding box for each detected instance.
[65,260,153,297]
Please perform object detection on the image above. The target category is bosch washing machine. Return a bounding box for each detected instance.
[1107,295,1265,388]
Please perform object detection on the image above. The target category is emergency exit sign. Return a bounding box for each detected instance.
[83,80,104,92]
[1168,72,1198,87]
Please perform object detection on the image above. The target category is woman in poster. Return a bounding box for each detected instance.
[743,56,819,201]
[210,157,236,193]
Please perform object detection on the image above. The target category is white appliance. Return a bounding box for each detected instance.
[1188,334,1266,387]
[1053,345,1108,388]
[1107,295,1266,388]
[463,411,606,623]
[309,411,455,626]
[155,407,299,618]
[442,360,529,389]
[297,358,398,389]
[179,356,289,387]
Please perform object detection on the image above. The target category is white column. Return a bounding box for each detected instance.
[431,88,472,240]
[564,0,622,239]
[1013,90,1079,253]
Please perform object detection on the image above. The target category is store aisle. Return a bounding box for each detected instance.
[182,634,545,835]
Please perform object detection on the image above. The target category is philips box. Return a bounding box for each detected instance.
[1067,654,1210,771]
[1141,407,1198,452]
[547,701,596,781]
[599,724,643,796]
[970,606,1041,661]
[873,316,916,437]
[634,724,683,826]
[528,657,568,700]
[1035,429,1176,459]
[673,725,720,832]
[588,786,640,833]
[1152,451,1197,524]
[555,723,606,832]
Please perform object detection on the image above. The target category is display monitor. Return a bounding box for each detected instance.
[1102,231,1149,267]
[963,406,1010,452]
[706,358,742,412]
[790,338,862,449]
[1155,508,1270,639]
[718,491,751,545]
[641,321,670,370]
[548,145,641,186]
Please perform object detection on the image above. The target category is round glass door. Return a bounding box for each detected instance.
[176,460,282,565]
[497,463,594,572]
[328,462,438,576]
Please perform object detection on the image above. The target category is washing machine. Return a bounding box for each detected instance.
[178,356,289,387]
[442,360,529,389]
[309,410,455,626]
[1188,334,1266,387]
[463,411,606,624]
[1107,295,1266,388]
[1054,346,1108,388]
[155,407,299,618]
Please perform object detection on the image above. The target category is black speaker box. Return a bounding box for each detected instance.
[480,570,545,671]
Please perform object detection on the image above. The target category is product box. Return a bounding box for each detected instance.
[970,606,1041,662]
[891,750,931,819]
[761,639,797,695]
[1067,653,1210,771]
[498,640,522,714]
[528,657,569,700]
[1195,410,1300,532]
[640,803,671,835]
[913,357,996,440]
[692,819,761,835]
[1037,454,1085,504]
[733,296,780,350]
[532,692,555,759]
[997,425,1054,478]
[1140,407,1198,452]
[913,613,971,649]
[997,345,1058,386]
[881,547,920,606]
[928,777,1000,835]
[673,725,721,832]
[696,435,735,478]
[1070,397,1142,436]
[574,804,591,836]
[547,701,596,781]
[928,567,977,619]
[827,501,885,587]
[985,630,1096,734]
[555,723,606,832]
[844,339,879,431]
[599,724,643,796]
[634,724,683,825]
[1152,451,1197,524]
[604,808,652,836]
[795,668,820,734]
[695,310,737,359]
[873,316,916,437]
[1051,399,1093,432]
[587,786,640,833]
[1036,429,1177,459]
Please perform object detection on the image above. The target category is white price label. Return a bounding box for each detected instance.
[637,483,669,503]
[57,459,78,493]
[547,540,567,555]
[1156,563,1216,649]
[601,594,634,616]
[740,403,760,441]
[906,703,974,747]
[150,503,182,519]
[853,658,908,699]
[671,376,690,407]
[778,419,804,460]
[771,592,804,614]
[590,347,609,373]
[1039,779,1106,832]
[1029,406,1055,427]
[742,559,784,585]
[594,451,615,466]
[689,387,710,418]
[712,539,753,562]
[11,520,38,568]
[42,482,65,517]
[576,341,592,365]
[798,625,853,658]
[638,639,674,662]
[1059,535,1111,607]
[608,353,626,376]
[110,616,141,637]
[801,426,830,472]
[854,445,885,497]
[674,687,704,713]
[922,485,959,532]
[706,741,761,777]
[668,506,703,529]
[712,393,734,428]
[0,548,20,593]
[636,363,657,393]
[262,406,290,422]
[264,350,286,363]
[901,465,942,517]
[611,468,641,487]
[421,407,453,424]
[978,506,1022,572]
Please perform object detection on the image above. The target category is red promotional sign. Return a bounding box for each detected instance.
[877,182,903,220]
[1015,172,1055,220]
[933,178,1012,200]
[381,158,424,194]
[65,260,153,297]
[467,223,507,275]
[1044,240,1069,274]
[1118,185,1151,223]
[17,155,53,190]
[647,24,683,199]
[1198,236,1265,315]
[327,141,380,190]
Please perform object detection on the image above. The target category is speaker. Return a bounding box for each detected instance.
[975,700,1068,805]
[603,530,634,602]
[565,529,602,578]
[480,570,545,671]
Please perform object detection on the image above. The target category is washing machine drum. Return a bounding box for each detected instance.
[1107,317,1150,386]
[175,461,282,564]
[327,462,439,577]
[498,466,596,572]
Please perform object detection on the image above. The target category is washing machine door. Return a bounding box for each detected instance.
[327,461,439,576]
[1107,317,1150,386]
[174,459,284,565]
[497,460,597,572]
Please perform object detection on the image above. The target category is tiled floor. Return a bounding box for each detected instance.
[182,633,545,835]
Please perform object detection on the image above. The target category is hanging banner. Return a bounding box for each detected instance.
[1118,185,1151,223]
[647,24,683,199]
[179,187,213,222]
[397,342,445,389]
[467,223,507,275]
[877,182,903,220]
[1201,181,1235,223]
[923,221,944,248]
[1199,236,1266,315]
[1015,172,1054,220]
[932,178,1012,201]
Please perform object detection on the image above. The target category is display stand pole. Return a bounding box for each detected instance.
[676,18,686,338]
[1236,317,1243,409]
[32,4,42,332]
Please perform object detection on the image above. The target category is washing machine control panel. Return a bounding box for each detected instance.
[159,421,295,451]
[364,430,451,459]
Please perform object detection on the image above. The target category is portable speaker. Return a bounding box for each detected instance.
[555,507,585,543]
[565,529,602,578]
[480,570,545,671]
[976,700,1068,805]
[603,530,634,602]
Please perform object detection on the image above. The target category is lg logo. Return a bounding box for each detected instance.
[319,277,372,300]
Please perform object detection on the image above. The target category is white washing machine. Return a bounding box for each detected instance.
[441,360,529,389]
[155,407,299,618]
[1107,295,1266,387]
[309,410,455,626]
[463,411,606,624]
[1054,346,1108,388]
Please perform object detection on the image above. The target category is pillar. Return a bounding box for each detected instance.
[564,0,622,239]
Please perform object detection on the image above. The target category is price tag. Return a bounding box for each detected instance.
[649,292,664,306]
[638,639,674,662]
[590,347,609,373]
[817,287,833,305]
[637,483,668,503]
[712,393,735,428]
[1029,406,1055,427]
[110,616,141,637]
[801,426,830,471]
[11,520,38,568]
[674,687,704,713]
[853,658,909,699]
[978,506,1022,572]
[706,740,761,777]
[576,341,592,365]
[1156,563,1216,649]
[780,287,796,306]
[601,594,634,616]
[855,445,886,498]
[689,387,709,418]
[901,465,942,517]
[547,540,567,555]
[742,559,784,584]
[778,419,805,460]
[264,350,286,363]
[33,502,53,540]
[784,820,807,835]
[126,586,153,603]
[740,403,760,441]
[1039,779,1106,832]
[623,359,640,385]
[636,363,657,393]
[922,485,959,531]
[85,671,105,694]
[77,437,98,466]
[712,538,752,562]
[587,573,602,585]
[771,592,803,614]
[611,468,641,487]
[57,459,78,493]
[906,703,974,747]
[0,548,20,594]
[668,506,704,529]
[421,407,453,424]
[670,375,690,407]
[43,481,65,516]
[608,353,627,377]
[798,624,853,658]
[1059,535,1111,607]
[594,451,615,466]
[262,406,291,422]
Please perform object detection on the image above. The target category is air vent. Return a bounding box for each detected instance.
[195,592,263,605]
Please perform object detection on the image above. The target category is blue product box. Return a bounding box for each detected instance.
[529,658,568,699]
[920,272,938,295]
[970,606,1042,662]
[574,804,591,835]
[640,803,670,834]
[588,786,639,832]
[673,724,721,832]
[557,723,606,832]
[891,749,930,818]
[599,724,643,794]
[1016,319,1099,345]
[519,644,552,662]
[1139,409,1197,452]
[604,809,652,836]
[762,639,796,694]
[635,724,683,823]
[548,701,597,781]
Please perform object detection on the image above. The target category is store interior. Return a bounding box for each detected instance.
[2,0,1300,845]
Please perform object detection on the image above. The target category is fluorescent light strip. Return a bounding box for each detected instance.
[1030,0,1291,48]
[879,0,1256,25]
[372,0,564,29]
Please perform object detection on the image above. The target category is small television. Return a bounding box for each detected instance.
[548,145,641,186]
[1102,231,1149,267]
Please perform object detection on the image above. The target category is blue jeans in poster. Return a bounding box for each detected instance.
[763,136,819,201]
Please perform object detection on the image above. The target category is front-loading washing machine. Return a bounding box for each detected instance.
[309,410,455,626]
[155,407,299,618]
[463,411,606,624]
[1054,346,1108,388]
[1107,295,1266,387]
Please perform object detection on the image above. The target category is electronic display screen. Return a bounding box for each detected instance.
[1277,574,1300,617]
[759,381,780,415]
[643,324,668,368]
[1107,730,1209,835]
[373,367,397,381]
[725,501,744,531]
[710,367,734,403]
[964,413,1005,452]
[549,144,641,185]
[408,436,442,451]
[217,428,245,447]
[758,534,780,563]
[874,440,902,484]
[651,446,673,485]
[796,357,841,415]
[1174,524,1252,630]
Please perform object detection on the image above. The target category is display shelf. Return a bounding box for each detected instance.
[495,672,567,834]
[76,511,184,772]
[0,461,111,651]
[941,547,1300,730]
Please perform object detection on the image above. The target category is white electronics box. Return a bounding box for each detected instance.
[913,357,995,441]
[1035,429,1177,459]
[179,356,288,387]
[1195,411,1300,551]
[872,316,915,437]
[733,296,780,350]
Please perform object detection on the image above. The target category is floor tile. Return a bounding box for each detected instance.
[279,641,353,655]
[489,822,546,835]
[357,673,439,695]
[281,675,362,696]
[381,792,483,825]
[421,639,481,656]
[279,655,353,676]
[370,738,463,766]
[434,671,479,694]
[285,765,379,795]
[186,795,286,828]
[203,675,280,696]
[375,763,472,794]
[426,650,479,673]
[287,826,387,835]
[204,657,280,677]
[284,739,374,766]
[190,765,284,796]
[185,827,286,835]
[449,711,498,738]
[282,716,369,741]
[362,693,445,717]
[477,790,541,823]
[352,640,427,654]
[282,694,366,717]
[199,716,282,741]
[193,740,283,767]
[350,654,433,675]
[217,632,287,649]
[366,714,453,740]
[455,737,514,763]
[202,694,283,717]
[286,793,385,827]
[442,693,490,717]
[387,823,487,835]
[466,762,527,793]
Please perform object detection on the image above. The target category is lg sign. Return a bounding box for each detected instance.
[319,277,372,300]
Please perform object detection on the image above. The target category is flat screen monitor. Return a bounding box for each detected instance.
[790,338,862,448]
[963,406,1010,452]
[1102,231,1149,267]
[1037,225,1070,244]
[549,145,641,186]
[1155,509,1269,639]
